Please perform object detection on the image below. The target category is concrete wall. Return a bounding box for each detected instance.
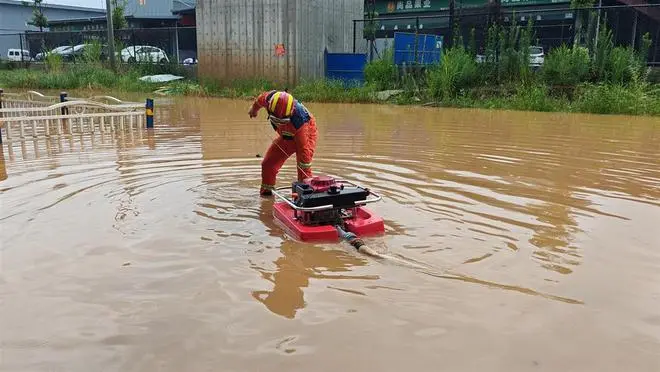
[196,0,364,85]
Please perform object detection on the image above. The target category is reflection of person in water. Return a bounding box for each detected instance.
[251,240,312,319]
[251,240,376,319]
[252,199,375,319]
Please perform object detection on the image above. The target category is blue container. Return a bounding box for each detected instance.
[393,32,443,66]
[324,52,367,86]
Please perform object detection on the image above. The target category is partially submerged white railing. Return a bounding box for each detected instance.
[0,90,144,109]
[3,125,154,163]
[0,90,58,109]
[0,89,155,143]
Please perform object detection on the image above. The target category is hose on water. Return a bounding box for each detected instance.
[335,225,383,258]
[335,225,432,269]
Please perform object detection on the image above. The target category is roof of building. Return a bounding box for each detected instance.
[171,0,194,13]
[47,14,179,25]
[171,7,194,15]
[47,16,107,25]
[0,0,105,13]
[122,0,176,19]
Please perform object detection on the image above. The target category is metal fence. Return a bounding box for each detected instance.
[355,4,660,65]
[0,26,197,65]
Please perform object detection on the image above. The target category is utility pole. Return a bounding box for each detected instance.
[105,0,117,72]
[448,0,456,48]
[594,0,602,50]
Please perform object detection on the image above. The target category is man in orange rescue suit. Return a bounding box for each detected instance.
[248,90,318,196]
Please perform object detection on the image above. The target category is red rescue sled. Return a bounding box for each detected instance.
[272,175,385,243]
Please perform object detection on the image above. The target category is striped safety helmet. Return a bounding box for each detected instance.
[267,91,295,119]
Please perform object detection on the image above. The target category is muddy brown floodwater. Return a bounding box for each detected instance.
[1,95,659,372]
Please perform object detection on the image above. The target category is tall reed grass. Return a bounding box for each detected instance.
[0,64,154,92]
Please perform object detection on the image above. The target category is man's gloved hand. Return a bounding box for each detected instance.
[248,104,259,118]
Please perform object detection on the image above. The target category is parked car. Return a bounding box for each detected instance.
[34,45,72,61]
[475,45,545,68]
[120,45,169,63]
[183,57,197,65]
[6,49,32,62]
[58,44,86,61]
[179,49,197,65]
[58,43,110,62]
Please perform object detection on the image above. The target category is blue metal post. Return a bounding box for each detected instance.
[60,91,68,115]
[145,98,154,129]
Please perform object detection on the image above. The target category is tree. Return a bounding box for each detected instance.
[22,0,48,32]
[112,0,127,30]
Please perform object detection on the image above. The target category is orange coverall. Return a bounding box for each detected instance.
[249,90,318,195]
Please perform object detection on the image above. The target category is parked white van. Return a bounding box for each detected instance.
[7,49,32,61]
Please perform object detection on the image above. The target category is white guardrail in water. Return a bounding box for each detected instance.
[0,89,154,143]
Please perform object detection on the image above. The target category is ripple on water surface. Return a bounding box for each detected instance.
[1,97,659,371]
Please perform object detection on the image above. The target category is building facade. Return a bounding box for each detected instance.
[365,0,660,63]
[47,0,182,32]
[0,0,104,59]
[365,0,575,51]
[27,0,196,63]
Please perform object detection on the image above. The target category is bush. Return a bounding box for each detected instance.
[0,64,153,91]
[541,45,591,86]
[591,25,613,81]
[0,60,21,70]
[494,18,535,84]
[606,46,642,84]
[427,47,478,100]
[590,18,648,85]
[45,52,63,73]
[509,83,559,112]
[476,83,561,112]
[364,48,398,90]
[573,83,660,115]
[293,78,376,103]
[81,40,104,64]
